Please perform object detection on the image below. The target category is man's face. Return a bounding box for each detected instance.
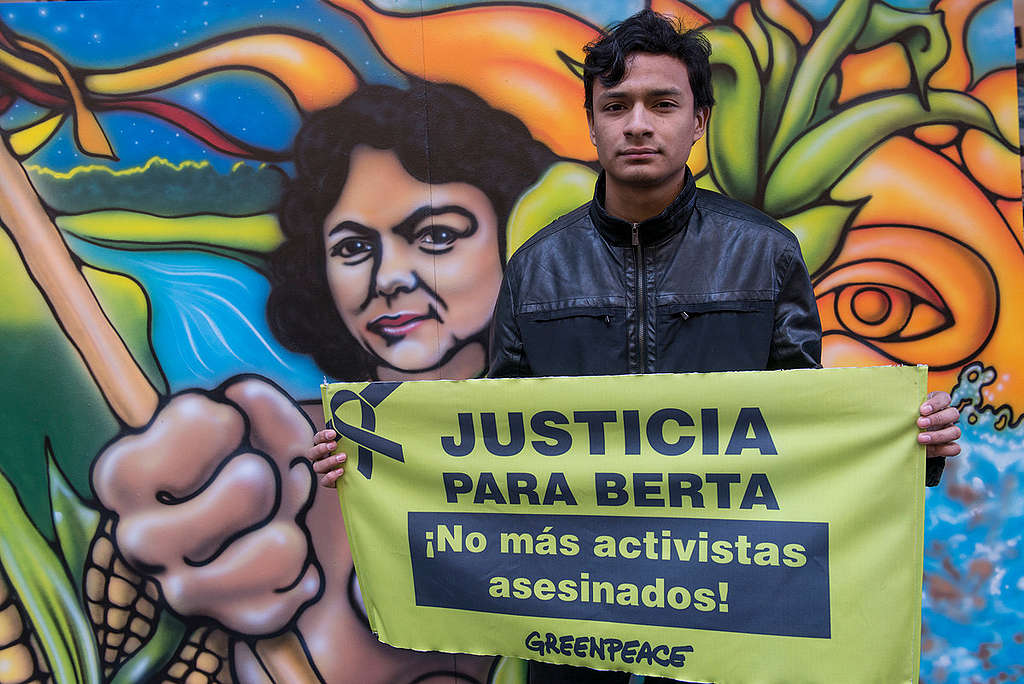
[587,52,708,195]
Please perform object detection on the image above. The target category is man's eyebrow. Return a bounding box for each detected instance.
[599,87,683,100]
[647,88,683,97]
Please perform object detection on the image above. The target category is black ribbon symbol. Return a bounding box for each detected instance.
[327,381,404,479]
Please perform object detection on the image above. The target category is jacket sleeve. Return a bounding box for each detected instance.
[768,247,822,371]
[487,271,533,378]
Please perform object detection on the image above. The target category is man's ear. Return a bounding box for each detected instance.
[586,109,597,147]
[693,107,710,142]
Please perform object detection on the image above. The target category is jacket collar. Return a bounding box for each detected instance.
[589,168,697,247]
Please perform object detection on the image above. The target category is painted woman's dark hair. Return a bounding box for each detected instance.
[267,79,555,380]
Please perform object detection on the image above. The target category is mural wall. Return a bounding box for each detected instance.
[0,0,1020,682]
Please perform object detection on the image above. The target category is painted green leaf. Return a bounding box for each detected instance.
[810,73,840,130]
[694,171,723,194]
[505,161,597,260]
[741,4,770,71]
[0,468,102,684]
[757,7,799,142]
[109,612,186,684]
[768,0,871,164]
[853,3,948,108]
[706,25,763,204]
[47,445,101,603]
[778,202,861,275]
[488,656,529,684]
[764,91,1008,215]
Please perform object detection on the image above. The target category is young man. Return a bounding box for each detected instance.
[486,9,957,461]
[310,8,961,683]
[487,12,820,379]
[482,9,960,683]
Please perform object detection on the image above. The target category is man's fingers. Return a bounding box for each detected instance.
[918,406,960,429]
[307,441,337,464]
[311,452,346,473]
[319,467,343,489]
[927,442,962,459]
[307,432,347,489]
[920,390,952,415]
[313,429,337,445]
[916,391,962,460]
[919,425,961,446]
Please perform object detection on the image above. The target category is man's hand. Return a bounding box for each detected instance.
[309,429,346,488]
[918,390,961,458]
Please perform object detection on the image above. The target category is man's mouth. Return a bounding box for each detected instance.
[368,311,437,339]
[620,147,658,158]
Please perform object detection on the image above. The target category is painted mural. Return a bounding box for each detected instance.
[0,0,1020,682]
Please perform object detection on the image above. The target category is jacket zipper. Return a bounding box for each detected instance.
[632,222,646,373]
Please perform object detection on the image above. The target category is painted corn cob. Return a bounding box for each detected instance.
[160,626,233,684]
[84,517,160,676]
[0,570,52,684]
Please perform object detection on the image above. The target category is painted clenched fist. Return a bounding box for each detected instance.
[91,376,321,635]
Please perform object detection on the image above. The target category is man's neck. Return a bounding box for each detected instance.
[603,173,687,224]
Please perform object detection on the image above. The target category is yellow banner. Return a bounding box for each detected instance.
[323,366,926,683]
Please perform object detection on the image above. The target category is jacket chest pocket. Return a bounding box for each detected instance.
[519,306,628,376]
[656,300,773,372]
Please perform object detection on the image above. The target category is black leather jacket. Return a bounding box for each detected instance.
[489,170,822,378]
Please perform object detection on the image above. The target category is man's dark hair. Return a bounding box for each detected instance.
[582,9,714,112]
[266,79,555,380]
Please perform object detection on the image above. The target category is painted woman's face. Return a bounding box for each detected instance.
[322,145,502,377]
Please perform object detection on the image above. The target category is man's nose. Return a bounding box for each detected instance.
[623,104,654,137]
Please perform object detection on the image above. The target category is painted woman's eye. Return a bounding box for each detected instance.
[413,211,476,254]
[418,226,458,247]
[330,237,375,262]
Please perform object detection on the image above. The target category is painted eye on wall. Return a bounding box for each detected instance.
[814,226,997,372]
[825,281,950,342]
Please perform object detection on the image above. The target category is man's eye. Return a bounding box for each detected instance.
[603,103,625,112]
[654,101,678,109]
[331,238,374,259]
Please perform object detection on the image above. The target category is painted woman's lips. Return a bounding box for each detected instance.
[368,312,432,337]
